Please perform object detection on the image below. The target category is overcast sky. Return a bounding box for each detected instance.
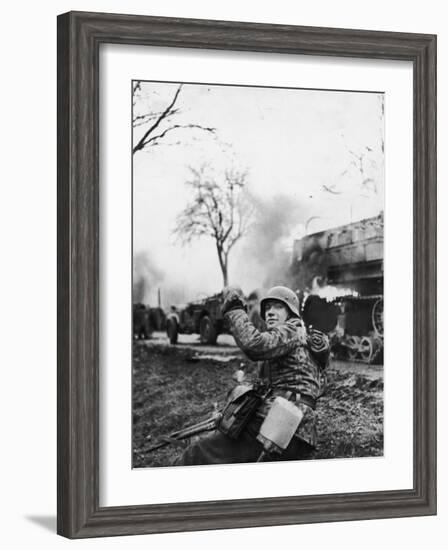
[133,81,384,305]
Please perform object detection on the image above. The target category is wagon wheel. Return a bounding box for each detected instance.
[166,317,178,345]
[346,335,360,361]
[372,298,384,337]
[199,316,218,345]
[359,336,374,363]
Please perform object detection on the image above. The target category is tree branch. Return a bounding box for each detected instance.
[133,85,183,154]
[132,108,180,128]
[138,124,215,151]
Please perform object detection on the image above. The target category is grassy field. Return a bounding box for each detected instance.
[132,341,383,468]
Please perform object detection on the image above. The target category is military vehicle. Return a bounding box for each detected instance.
[133,303,167,340]
[291,213,384,363]
[133,303,153,340]
[165,293,229,345]
[165,288,265,345]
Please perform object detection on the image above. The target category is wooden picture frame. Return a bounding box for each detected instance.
[57,11,437,538]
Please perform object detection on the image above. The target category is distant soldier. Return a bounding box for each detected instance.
[176,285,330,465]
[133,303,151,340]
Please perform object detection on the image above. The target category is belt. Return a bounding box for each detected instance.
[274,388,317,410]
[257,380,318,410]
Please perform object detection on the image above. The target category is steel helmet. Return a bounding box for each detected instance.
[260,286,301,320]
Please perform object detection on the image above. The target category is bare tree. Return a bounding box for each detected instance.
[334,95,385,196]
[322,96,385,199]
[132,82,215,155]
[341,146,377,194]
[174,165,253,286]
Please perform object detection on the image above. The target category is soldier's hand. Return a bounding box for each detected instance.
[223,285,244,301]
[222,286,246,315]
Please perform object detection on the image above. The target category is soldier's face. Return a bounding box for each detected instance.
[264,300,290,328]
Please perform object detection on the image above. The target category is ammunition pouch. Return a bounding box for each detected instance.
[217,384,264,439]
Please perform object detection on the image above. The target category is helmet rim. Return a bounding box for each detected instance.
[260,286,300,320]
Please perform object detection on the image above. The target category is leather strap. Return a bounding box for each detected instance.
[298,393,316,410]
[275,387,316,409]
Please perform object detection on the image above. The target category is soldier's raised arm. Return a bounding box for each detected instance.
[222,286,307,361]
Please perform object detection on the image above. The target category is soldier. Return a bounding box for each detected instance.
[176,285,330,466]
[133,303,151,340]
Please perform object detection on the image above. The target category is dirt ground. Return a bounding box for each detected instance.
[132,333,383,468]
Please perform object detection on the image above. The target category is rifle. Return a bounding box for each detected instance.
[145,411,221,453]
[144,376,250,454]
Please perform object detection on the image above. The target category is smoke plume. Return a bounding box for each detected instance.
[236,193,306,290]
[133,252,164,305]
[133,250,207,307]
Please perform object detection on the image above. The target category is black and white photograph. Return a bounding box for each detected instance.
[132,80,385,468]
[1,0,442,545]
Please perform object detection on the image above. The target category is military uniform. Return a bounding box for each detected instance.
[176,289,329,466]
